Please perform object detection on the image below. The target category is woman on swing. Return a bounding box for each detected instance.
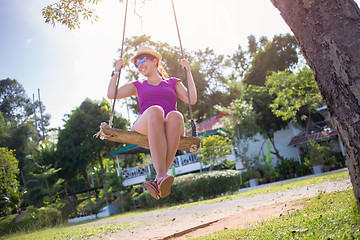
[107,46,197,199]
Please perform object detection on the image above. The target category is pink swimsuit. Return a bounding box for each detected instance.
[132,78,181,117]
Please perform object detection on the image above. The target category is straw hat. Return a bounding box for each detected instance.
[130,46,162,64]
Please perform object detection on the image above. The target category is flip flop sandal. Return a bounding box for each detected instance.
[143,180,160,200]
[157,175,174,199]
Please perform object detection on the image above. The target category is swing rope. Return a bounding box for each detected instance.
[94,0,129,140]
[171,0,197,137]
[109,0,129,128]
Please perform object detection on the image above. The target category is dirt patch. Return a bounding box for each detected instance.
[86,177,351,240]
[163,200,302,240]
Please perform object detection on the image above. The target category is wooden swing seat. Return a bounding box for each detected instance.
[101,127,201,152]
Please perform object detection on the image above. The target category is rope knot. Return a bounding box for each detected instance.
[94,122,111,140]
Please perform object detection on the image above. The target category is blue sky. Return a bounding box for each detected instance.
[1,0,357,130]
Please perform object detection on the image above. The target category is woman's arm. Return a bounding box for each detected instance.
[175,59,197,105]
[107,59,137,99]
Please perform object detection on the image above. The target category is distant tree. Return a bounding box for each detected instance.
[25,142,64,207]
[0,148,19,198]
[243,86,288,160]
[0,79,50,184]
[2,186,25,214]
[0,112,10,146]
[192,48,230,120]
[226,35,298,160]
[244,34,299,86]
[216,99,259,162]
[0,78,33,123]
[200,135,233,171]
[266,67,324,127]
[247,35,269,58]
[56,98,127,199]
[26,166,63,207]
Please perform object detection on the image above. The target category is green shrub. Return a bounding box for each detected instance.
[275,158,298,179]
[36,206,63,228]
[307,139,337,166]
[138,170,242,208]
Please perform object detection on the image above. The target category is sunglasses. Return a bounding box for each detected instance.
[134,57,153,68]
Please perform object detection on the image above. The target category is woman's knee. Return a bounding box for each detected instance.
[166,111,184,125]
[147,106,165,117]
[147,106,165,123]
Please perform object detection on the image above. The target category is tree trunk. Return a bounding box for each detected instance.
[45,179,51,199]
[269,137,283,160]
[270,0,360,204]
[98,153,106,187]
[82,170,92,190]
[98,153,109,204]
[63,184,77,218]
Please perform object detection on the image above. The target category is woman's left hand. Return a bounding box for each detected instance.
[181,59,190,71]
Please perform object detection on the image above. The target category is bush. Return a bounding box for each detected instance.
[306,139,337,167]
[23,205,63,229]
[36,206,63,228]
[138,170,242,209]
[242,169,261,181]
[275,158,311,179]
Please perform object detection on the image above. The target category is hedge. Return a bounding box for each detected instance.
[138,170,242,208]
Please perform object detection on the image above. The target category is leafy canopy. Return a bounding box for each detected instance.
[243,86,287,139]
[25,141,64,207]
[56,98,127,182]
[0,79,50,165]
[0,78,33,123]
[200,135,233,170]
[217,99,259,143]
[266,67,324,122]
[244,34,299,86]
[0,148,20,194]
[42,0,110,30]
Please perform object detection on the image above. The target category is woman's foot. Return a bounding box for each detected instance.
[143,180,160,200]
[157,175,174,199]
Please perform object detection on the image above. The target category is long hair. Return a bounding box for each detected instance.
[157,62,169,78]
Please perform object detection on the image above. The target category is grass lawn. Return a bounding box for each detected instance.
[0,169,354,240]
[0,221,138,240]
[194,189,360,239]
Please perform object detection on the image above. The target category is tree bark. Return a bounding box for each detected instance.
[98,153,109,204]
[270,137,283,160]
[82,170,92,190]
[270,0,360,204]
[98,153,106,187]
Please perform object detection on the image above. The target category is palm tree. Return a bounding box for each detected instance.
[3,187,26,214]
[24,141,64,207]
[26,165,63,205]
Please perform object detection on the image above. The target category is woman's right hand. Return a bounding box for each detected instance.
[115,58,125,71]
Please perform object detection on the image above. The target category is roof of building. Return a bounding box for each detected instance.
[109,144,149,155]
[289,128,338,146]
[195,112,227,136]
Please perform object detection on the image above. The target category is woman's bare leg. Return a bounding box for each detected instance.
[132,106,168,179]
[164,111,185,171]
